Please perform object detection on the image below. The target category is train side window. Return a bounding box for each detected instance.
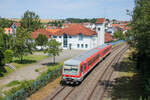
[84,63,86,71]
[81,65,83,73]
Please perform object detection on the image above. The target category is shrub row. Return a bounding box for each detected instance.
[2,63,63,100]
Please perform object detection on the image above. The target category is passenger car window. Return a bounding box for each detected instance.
[81,65,83,73]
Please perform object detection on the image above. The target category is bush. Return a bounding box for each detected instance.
[6,80,20,87]
[4,50,13,63]
[35,69,39,72]
[3,63,63,100]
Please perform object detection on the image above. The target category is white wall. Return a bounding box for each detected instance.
[52,34,97,50]
[96,23,105,46]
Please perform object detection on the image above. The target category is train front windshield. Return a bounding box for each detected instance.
[63,65,78,75]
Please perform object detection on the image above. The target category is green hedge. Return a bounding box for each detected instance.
[2,63,63,100]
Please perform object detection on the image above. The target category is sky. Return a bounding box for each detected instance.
[0,0,134,21]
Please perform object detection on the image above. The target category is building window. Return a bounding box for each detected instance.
[53,36,57,38]
[79,34,83,40]
[85,44,88,48]
[98,28,101,31]
[69,36,72,38]
[59,36,61,38]
[63,34,67,48]
[81,44,84,48]
[77,44,80,48]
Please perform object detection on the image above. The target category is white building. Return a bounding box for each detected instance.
[95,18,105,46]
[50,18,105,50]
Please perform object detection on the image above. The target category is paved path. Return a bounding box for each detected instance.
[0,50,86,86]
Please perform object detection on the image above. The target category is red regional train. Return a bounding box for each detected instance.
[61,44,112,84]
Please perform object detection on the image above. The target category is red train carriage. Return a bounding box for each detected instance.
[61,44,112,84]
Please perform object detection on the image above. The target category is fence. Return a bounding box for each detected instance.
[3,66,62,100]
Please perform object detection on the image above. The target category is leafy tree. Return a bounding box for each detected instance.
[4,50,13,63]
[0,49,5,67]
[35,34,48,50]
[45,39,62,64]
[65,18,96,23]
[20,10,41,32]
[13,27,34,63]
[0,27,12,51]
[129,0,150,99]
[48,20,63,27]
[0,28,5,50]
[112,19,117,24]
[113,31,125,40]
[0,18,12,28]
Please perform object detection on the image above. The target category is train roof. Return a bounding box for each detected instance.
[64,44,109,66]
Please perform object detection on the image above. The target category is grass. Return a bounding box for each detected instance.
[12,54,48,69]
[0,54,48,78]
[104,49,143,100]
[35,69,39,72]
[6,80,20,87]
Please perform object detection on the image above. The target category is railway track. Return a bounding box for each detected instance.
[44,43,128,100]
[87,45,129,100]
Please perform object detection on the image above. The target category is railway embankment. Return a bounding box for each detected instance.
[103,49,143,100]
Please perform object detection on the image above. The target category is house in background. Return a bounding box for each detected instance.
[50,18,106,50]
[96,18,105,46]
[4,28,13,35]
[4,22,20,36]
[105,32,113,43]
[32,18,106,50]
[51,23,98,50]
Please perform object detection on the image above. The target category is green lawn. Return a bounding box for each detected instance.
[6,80,20,87]
[0,54,48,78]
[12,54,48,69]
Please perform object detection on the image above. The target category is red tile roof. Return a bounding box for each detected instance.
[46,29,61,35]
[112,24,120,27]
[105,32,113,43]
[56,24,97,36]
[112,23,130,31]
[32,24,97,38]
[96,18,105,24]
[32,29,51,39]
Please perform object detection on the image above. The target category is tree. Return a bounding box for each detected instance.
[35,34,48,50]
[130,0,150,99]
[45,39,62,64]
[0,18,12,28]
[20,10,41,32]
[4,50,13,63]
[48,20,63,27]
[112,19,117,24]
[0,49,5,67]
[0,27,12,51]
[113,31,125,40]
[13,27,34,63]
